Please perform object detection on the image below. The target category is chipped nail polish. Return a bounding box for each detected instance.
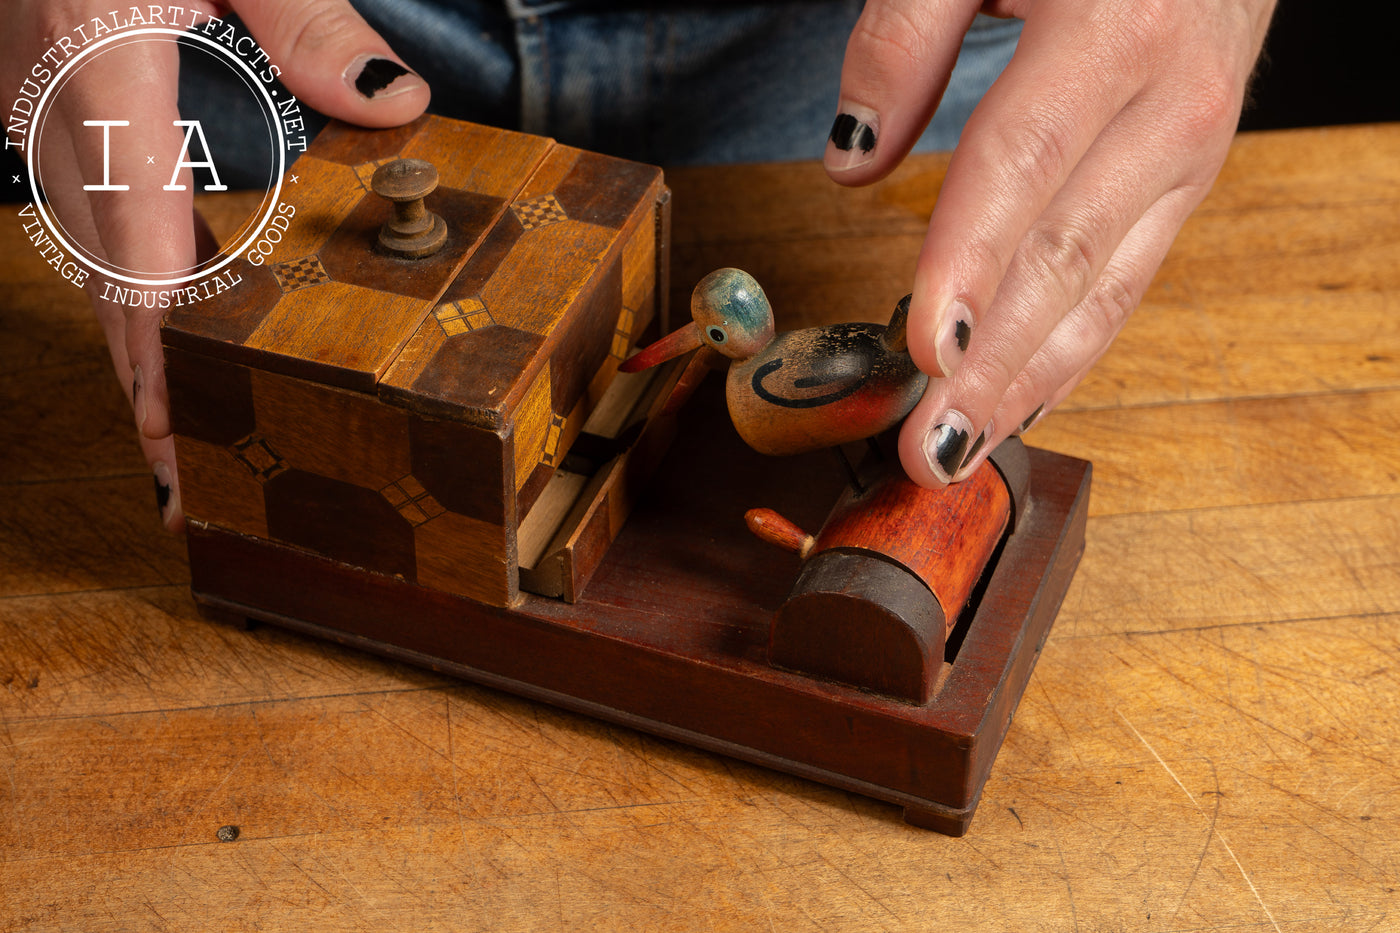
[961,425,990,471]
[348,56,420,100]
[153,461,174,525]
[133,364,146,432]
[923,411,974,483]
[935,301,975,377]
[826,108,878,171]
[1016,404,1045,435]
[829,113,875,153]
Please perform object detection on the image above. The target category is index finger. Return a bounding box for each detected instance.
[905,7,1146,381]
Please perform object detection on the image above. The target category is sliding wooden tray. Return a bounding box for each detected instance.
[188,382,1090,835]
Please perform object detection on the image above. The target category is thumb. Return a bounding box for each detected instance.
[230,0,430,126]
[825,0,981,185]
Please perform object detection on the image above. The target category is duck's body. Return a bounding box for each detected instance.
[622,268,928,457]
[727,321,927,455]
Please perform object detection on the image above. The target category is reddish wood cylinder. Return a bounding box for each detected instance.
[814,460,1011,635]
[768,460,1011,704]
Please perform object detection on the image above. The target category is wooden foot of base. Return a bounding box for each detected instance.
[194,600,259,632]
[902,802,976,836]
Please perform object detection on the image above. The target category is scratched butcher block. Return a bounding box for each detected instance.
[162,115,672,606]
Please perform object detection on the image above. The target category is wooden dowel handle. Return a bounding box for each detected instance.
[745,508,816,560]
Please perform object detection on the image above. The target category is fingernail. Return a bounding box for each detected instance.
[922,410,975,484]
[133,365,146,433]
[956,422,993,479]
[347,56,423,100]
[1015,403,1045,436]
[153,461,177,528]
[963,425,985,473]
[935,301,975,377]
[826,105,878,171]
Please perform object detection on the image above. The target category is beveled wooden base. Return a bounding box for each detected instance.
[186,388,1089,835]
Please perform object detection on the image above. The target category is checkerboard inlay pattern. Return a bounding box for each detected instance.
[511,194,568,231]
[541,413,567,467]
[271,255,331,293]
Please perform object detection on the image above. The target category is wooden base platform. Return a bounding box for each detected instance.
[187,387,1090,835]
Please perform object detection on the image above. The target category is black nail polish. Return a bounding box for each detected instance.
[154,472,171,515]
[961,429,988,471]
[1018,404,1045,434]
[355,58,411,98]
[829,113,876,153]
[955,317,972,353]
[932,422,970,477]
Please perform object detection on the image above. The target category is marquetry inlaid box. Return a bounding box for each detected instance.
[163,115,672,607]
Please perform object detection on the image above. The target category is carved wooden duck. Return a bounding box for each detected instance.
[620,268,928,456]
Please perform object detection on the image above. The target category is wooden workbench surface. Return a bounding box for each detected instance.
[3,123,1398,931]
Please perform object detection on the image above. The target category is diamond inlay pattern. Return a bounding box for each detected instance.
[231,434,288,482]
[353,158,393,190]
[611,306,636,360]
[381,475,446,526]
[434,297,495,337]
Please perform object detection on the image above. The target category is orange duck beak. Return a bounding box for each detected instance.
[619,321,704,372]
[619,322,721,415]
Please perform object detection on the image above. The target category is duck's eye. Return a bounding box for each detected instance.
[707,326,728,345]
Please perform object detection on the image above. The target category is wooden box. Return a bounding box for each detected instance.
[164,116,672,607]
[168,116,1090,835]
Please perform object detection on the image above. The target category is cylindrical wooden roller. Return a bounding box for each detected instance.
[814,459,1010,630]
[751,458,1012,704]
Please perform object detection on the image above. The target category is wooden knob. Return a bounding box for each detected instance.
[371,158,448,258]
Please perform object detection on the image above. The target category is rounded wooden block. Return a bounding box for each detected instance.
[814,460,1011,636]
[769,550,946,704]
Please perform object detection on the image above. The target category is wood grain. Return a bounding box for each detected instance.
[814,459,1011,622]
[160,119,667,609]
[4,124,1400,930]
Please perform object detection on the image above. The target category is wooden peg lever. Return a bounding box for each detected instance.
[745,508,816,559]
[371,158,448,258]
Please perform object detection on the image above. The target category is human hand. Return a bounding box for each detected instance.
[5,0,429,529]
[825,0,1277,485]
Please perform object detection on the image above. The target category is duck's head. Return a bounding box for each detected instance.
[620,268,775,372]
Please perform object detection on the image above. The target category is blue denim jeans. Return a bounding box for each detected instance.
[181,2,1021,184]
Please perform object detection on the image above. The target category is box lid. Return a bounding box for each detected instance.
[163,116,663,429]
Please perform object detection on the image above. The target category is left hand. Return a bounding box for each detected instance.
[824,0,1277,485]
[5,0,430,530]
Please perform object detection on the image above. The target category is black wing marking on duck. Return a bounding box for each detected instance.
[751,354,870,409]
